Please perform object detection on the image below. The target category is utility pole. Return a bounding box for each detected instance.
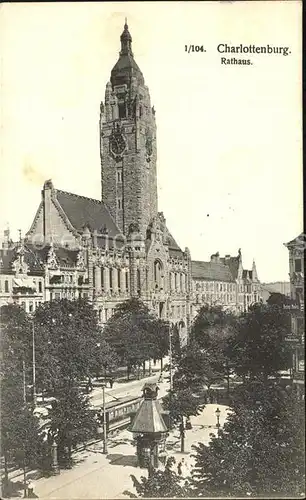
[102,383,107,454]
[22,360,27,497]
[169,323,173,391]
[22,360,27,404]
[32,321,37,407]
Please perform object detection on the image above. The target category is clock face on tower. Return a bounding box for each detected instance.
[109,126,127,160]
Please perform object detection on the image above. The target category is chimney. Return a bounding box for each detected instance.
[2,228,10,250]
[211,252,220,263]
[42,180,55,243]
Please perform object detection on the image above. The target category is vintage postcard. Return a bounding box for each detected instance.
[0,2,303,499]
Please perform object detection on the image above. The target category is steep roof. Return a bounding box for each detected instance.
[130,399,168,434]
[110,22,144,88]
[165,227,181,251]
[56,190,122,239]
[25,243,81,268]
[220,256,240,280]
[0,244,45,274]
[284,234,305,248]
[192,260,234,282]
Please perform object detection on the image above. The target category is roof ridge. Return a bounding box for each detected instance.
[56,189,102,205]
[192,260,229,267]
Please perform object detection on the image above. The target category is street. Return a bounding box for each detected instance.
[8,402,229,499]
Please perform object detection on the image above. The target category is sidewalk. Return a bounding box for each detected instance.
[6,404,229,499]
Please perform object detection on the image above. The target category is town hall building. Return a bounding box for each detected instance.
[0,22,261,341]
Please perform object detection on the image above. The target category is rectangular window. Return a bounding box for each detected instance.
[101,267,104,290]
[118,102,126,118]
[117,170,123,183]
[109,268,113,291]
[117,269,121,291]
[125,270,129,291]
[5,280,9,293]
[118,198,122,210]
[38,281,42,293]
[295,259,302,272]
[29,302,34,313]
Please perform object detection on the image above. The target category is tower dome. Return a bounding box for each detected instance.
[110,21,144,88]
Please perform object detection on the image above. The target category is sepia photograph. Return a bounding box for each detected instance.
[0,1,304,499]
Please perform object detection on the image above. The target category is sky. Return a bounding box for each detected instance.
[0,1,302,282]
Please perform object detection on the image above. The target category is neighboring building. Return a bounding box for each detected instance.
[284,234,304,400]
[0,230,44,312]
[261,281,290,304]
[191,250,261,316]
[1,22,262,340]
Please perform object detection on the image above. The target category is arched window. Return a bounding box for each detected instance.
[154,260,163,290]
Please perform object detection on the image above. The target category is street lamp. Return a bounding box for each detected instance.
[215,407,221,437]
[32,320,37,407]
[102,381,107,454]
[96,342,108,454]
[51,439,60,475]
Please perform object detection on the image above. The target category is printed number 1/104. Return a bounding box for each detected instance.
[185,45,206,53]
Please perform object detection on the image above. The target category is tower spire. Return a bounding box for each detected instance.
[120,19,133,56]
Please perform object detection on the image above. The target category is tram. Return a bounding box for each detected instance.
[92,394,142,436]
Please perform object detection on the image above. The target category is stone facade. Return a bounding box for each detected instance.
[1,22,262,343]
[191,250,261,317]
[284,234,304,399]
[0,230,44,312]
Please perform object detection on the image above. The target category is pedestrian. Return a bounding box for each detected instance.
[27,480,37,498]
[109,378,114,389]
[177,461,182,476]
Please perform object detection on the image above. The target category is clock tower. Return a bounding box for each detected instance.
[100,21,158,237]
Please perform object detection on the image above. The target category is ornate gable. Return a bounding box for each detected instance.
[46,243,59,270]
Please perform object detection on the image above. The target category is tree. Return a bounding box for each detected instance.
[267,292,288,306]
[47,386,97,466]
[126,457,192,498]
[149,318,169,374]
[191,380,305,498]
[33,298,118,392]
[163,387,202,452]
[0,304,43,491]
[173,341,223,392]
[227,303,292,382]
[191,305,237,396]
[104,298,167,379]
